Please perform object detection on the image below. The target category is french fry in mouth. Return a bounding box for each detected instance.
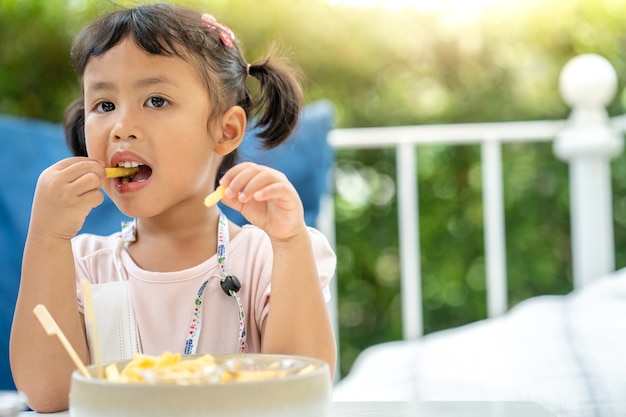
[204,185,227,207]
[105,167,139,178]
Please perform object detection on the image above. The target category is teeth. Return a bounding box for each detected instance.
[117,161,140,168]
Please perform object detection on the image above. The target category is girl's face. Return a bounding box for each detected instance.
[83,38,221,219]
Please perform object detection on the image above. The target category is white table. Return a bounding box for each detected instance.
[331,401,559,416]
[20,401,559,416]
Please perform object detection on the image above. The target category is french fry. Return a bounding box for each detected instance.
[109,352,218,384]
[105,167,139,178]
[105,363,120,382]
[204,185,227,207]
[104,351,315,384]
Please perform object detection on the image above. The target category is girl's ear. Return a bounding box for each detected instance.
[214,106,246,156]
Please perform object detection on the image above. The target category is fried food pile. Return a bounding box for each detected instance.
[104,352,314,385]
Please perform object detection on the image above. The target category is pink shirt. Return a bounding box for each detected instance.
[72,225,335,359]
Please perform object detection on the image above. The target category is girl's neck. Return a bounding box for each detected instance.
[127,208,224,272]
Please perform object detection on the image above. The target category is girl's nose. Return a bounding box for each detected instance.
[110,107,140,141]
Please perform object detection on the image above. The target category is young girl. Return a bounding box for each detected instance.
[10,3,336,412]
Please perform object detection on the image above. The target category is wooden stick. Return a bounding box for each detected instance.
[33,304,91,379]
[81,279,103,379]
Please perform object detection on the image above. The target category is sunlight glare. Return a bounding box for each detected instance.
[327,0,507,19]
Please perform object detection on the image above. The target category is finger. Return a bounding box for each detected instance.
[251,182,295,203]
[60,158,106,180]
[236,174,280,203]
[39,161,105,207]
[219,192,245,213]
[227,169,288,204]
[51,156,93,170]
[49,156,102,174]
[220,163,262,189]
[81,188,106,209]
[219,161,259,185]
[222,166,264,202]
[71,171,105,199]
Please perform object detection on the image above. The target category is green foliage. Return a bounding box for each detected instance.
[0,0,98,120]
[1,0,625,378]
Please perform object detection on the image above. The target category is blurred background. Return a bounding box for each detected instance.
[1,0,625,378]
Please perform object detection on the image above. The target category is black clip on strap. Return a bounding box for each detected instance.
[221,275,241,296]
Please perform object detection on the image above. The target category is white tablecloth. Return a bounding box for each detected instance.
[20,401,558,416]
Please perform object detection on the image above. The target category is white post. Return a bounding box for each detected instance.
[553,54,623,288]
[481,140,508,317]
[396,142,423,339]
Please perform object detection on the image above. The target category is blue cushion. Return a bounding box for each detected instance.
[0,100,334,390]
[0,115,127,390]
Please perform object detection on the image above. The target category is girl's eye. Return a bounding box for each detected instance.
[97,102,115,112]
[146,96,168,108]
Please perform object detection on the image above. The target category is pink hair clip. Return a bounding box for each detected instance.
[201,14,235,48]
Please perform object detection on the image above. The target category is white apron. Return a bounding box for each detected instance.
[86,220,141,363]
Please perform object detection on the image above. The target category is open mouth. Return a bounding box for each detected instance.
[115,161,152,184]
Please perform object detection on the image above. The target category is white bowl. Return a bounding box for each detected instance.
[69,353,331,417]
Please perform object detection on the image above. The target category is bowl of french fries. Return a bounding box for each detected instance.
[69,352,331,417]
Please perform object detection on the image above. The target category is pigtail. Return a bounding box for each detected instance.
[63,98,88,157]
[247,44,304,149]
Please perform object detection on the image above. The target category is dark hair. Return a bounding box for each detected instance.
[63,2,303,183]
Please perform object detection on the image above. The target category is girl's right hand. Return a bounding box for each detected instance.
[30,157,106,240]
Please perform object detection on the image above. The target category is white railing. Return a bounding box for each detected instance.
[325,54,625,341]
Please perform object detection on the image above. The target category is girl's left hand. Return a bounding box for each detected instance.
[218,162,306,241]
